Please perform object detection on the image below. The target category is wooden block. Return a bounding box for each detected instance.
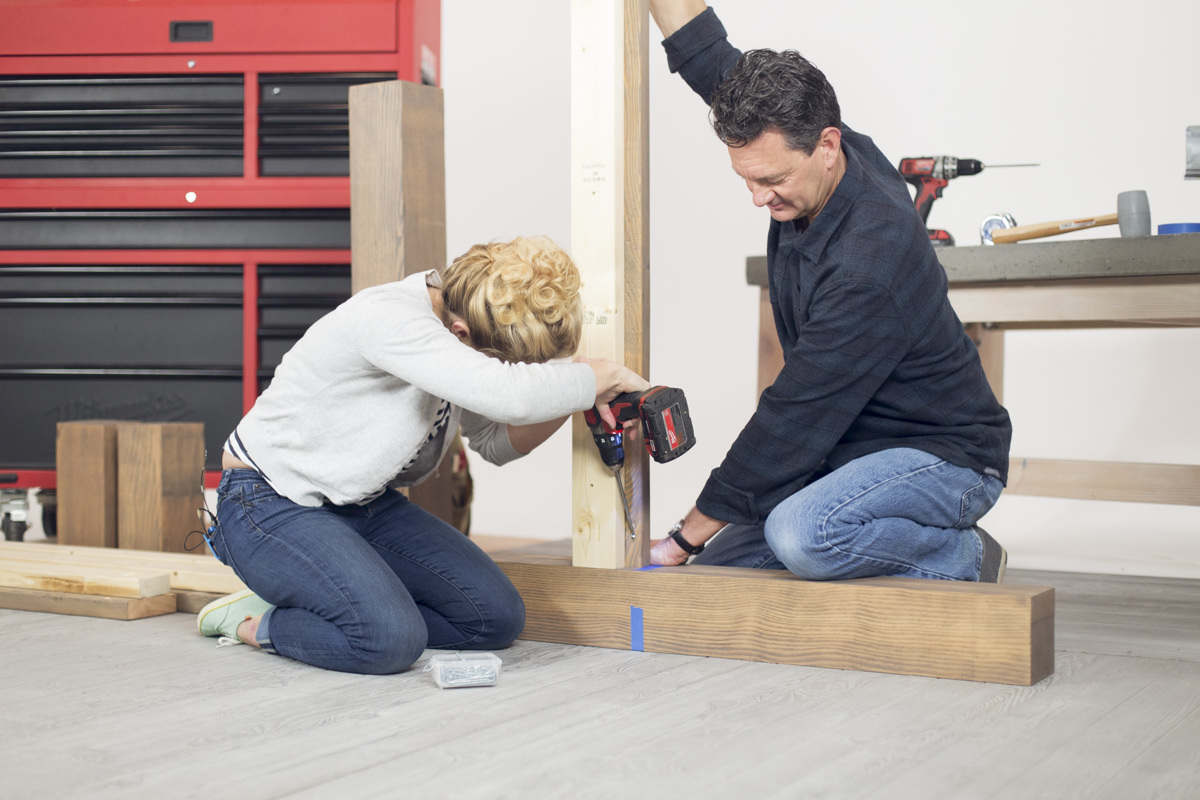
[349,79,446,293]
[569,0,651,569]
[0,586,176,620]
[117,422,205,553]
[56,420,123,548]
[497,553,1056,686]
[0,560,170,598]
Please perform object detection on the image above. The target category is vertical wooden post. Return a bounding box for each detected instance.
[349,80,446,293]
[349,79,459,529]
[570,0,651,569]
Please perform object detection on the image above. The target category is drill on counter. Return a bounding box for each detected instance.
[583,386,695,536]
[898,156,1037,246]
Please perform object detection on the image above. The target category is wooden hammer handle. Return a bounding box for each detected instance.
[990,212,1119,244]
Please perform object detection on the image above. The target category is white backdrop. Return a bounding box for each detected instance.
[441,1,1200,578]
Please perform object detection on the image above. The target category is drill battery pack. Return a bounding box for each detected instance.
[626,386,695,464]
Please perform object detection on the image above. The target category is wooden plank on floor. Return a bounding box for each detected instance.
[0,586,177,620]
[0,542,245,594]
[0,560,170,598]
[497,552,1056,685]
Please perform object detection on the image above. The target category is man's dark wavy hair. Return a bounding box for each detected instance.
[709,48,841,154]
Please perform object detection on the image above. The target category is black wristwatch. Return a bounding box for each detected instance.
[668,520,705,556]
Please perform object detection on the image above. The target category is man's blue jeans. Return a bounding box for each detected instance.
[693,448,1003,581]
[212,469,525,674]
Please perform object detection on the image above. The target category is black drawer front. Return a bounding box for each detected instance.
[257,262,351,371]
[258,72,395,177]
[0,264,244,368]
[0,374,242,471]
[0,75,244,178]
[0,209,350,249]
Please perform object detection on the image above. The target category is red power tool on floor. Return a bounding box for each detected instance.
[583,386,695,535]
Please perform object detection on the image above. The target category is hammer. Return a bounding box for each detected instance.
[990,190,1151,244]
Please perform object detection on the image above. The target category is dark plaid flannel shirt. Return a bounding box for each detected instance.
[664,9,1012,524]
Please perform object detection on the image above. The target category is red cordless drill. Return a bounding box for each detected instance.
[583,386,695,535]
[898,156,1037,247]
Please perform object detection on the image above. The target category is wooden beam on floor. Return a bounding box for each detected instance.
[0,586,176,620]
[569,0,651,569]
[0,541,245,595]
[496,551,1055,686]
[0,560,170,599]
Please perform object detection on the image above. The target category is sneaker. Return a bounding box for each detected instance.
[197,588,273,643]
[975,526,1007,583]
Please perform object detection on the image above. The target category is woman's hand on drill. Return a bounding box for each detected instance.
[576,356,650,428]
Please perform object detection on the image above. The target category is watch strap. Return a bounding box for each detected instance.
[668,522,705,556]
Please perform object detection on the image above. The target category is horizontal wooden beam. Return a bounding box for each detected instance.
[0,586,176,620]
[496,551,1055,686]
[0,560,170,598]
[1006,457,1200,506]
[0,542,245,594]
[947,275,1200,327]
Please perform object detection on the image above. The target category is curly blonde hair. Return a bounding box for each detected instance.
[440,235,583,364]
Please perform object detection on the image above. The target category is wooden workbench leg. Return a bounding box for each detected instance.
[966,323,1006,404]
[570,0,651,569]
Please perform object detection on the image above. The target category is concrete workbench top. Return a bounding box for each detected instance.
[745,232,1200,288]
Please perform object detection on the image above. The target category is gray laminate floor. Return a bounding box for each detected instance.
[3,567,1199,800]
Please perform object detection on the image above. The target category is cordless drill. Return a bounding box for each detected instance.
[583,386,695,469]
[583,386,696,536]
[898,156,1037,247]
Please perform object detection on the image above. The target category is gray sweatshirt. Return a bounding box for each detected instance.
[225,270,595,507]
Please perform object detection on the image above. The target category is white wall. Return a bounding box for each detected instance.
[442,0,1200,578]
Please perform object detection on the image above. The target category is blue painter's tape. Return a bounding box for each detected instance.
[630,606,644,651]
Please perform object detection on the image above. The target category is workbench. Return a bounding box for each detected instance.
[747,233,1200,509]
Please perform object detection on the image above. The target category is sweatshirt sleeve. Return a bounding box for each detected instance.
[459,410,523,467]
[353,287,595,426]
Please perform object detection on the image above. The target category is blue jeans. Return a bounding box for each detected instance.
[693,448,1003,581]
[212,469,525,674]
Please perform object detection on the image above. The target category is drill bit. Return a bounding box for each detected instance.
[612,467,637,539]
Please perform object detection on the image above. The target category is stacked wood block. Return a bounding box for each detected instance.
[0,541,245,620]
[56,420,205,553]
[55,419,122,548]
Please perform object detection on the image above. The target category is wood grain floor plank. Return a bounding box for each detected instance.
[3,567,1198,800]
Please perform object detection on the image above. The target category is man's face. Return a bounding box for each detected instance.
[728,127,841,223]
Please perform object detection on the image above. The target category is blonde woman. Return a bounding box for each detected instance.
[198,236,648,674]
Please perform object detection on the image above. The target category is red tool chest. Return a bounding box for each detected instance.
[0,0,440,536]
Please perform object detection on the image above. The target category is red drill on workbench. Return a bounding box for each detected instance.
[898,156,1037,246]
[583,386,695,469]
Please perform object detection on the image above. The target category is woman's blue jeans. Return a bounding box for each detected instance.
[693,448,1003,581]
[212,469,525,674]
